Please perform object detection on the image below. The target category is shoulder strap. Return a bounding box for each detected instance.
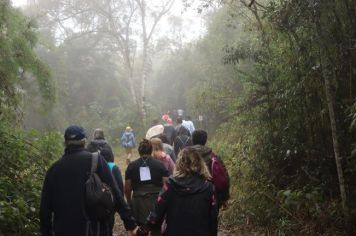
[91,152,99,174]
[184,137,190,146]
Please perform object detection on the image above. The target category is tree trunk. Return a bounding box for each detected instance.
[139,43,148,127]
[322,67,349,222]
[125,61,137,106]
[314,6,349,226]
[319,50,349,230]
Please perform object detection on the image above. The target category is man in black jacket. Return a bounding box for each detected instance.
[40,125,137,236]
[191,129,230,210]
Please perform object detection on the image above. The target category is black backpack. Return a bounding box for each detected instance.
[84,152,115,221]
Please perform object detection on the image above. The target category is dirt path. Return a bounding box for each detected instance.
[112,149,234,236]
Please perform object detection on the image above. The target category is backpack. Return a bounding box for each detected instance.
[211,152,229,191]
[177,136,190,152]
[85,152,115,221]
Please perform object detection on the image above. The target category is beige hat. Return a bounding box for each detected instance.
[126,126,132,131]
[145,125,164,139]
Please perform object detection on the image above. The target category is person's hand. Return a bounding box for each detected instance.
[220,201,228,211]
[127,226,138,236]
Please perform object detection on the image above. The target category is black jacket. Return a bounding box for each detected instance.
[87,139,113,156]
[192,145,230,207]
[163,124,176,145]
[40,146,136,236]
[144,175,218,236]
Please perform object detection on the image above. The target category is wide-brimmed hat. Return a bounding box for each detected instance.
[145,125,164,139]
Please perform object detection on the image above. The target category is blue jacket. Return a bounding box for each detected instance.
[121,131,135,148]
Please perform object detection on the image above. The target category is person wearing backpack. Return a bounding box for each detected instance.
[87,128,123,193]
[173,125,192,157]
[136,147,218,236]
[40,125,137,236]
[87,128,113,154]
[191,129,230,210]
[121,126,136,164]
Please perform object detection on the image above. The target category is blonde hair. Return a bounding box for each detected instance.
[174,147,211,179]
[150,138,164,152]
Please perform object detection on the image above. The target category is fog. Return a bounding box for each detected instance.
[11,0,219,140]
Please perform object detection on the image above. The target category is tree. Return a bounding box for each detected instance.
[0,0,54,123]
[32,0,174,126]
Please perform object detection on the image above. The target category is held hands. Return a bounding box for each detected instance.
[127,226,148,236]
[220,201,228,211]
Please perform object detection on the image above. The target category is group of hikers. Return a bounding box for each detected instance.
[40,115,230,236]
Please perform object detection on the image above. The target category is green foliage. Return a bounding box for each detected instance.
[181,0,356,234]
[0,122,62,235]
[0,0,55,121]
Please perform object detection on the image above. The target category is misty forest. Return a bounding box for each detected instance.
[1,0,356,235]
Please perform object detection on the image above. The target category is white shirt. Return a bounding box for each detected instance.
[182,120,195,135]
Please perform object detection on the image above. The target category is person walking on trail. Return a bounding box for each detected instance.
[157,133,176,163]
[87,128,124,192]
[151,138,175,175]
[87,128,113,154]
[121,126,136,164]
[191,129,230,210]
[40,125,137,236]
[163,118,176,145]
[125,139,169,236]
[136,147,218,236]
[182,116,195,135]
[174,117,184,134]
[173,125,192,157]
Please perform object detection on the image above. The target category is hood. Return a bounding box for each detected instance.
[191,145,212,164]
[90,139,107,145]
[168,175,210,196]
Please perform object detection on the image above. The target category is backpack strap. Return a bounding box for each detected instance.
[91,152,99,174]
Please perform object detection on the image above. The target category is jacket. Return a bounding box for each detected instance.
[145,175,218,236]
[162,143,176,162]
[121,132,135,148]
[40,146,136,236]
[87,139,113,153]
[192,145,230,207]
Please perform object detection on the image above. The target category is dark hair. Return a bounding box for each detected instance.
[176,117,183,124]
[192,129,208,145]
[93,128,104,139]
[157,133,169,144]
[138,139,153,156]
[100,148,114,162]
[186,115,191,120]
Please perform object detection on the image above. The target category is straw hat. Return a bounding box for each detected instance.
[145,125,164,139]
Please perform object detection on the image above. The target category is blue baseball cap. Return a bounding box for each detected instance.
[64,125,86,140]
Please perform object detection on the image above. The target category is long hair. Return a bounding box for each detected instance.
[174,147,211,179]
[151,138,164,152]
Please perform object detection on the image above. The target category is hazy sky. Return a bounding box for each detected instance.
[11,0,207,43]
